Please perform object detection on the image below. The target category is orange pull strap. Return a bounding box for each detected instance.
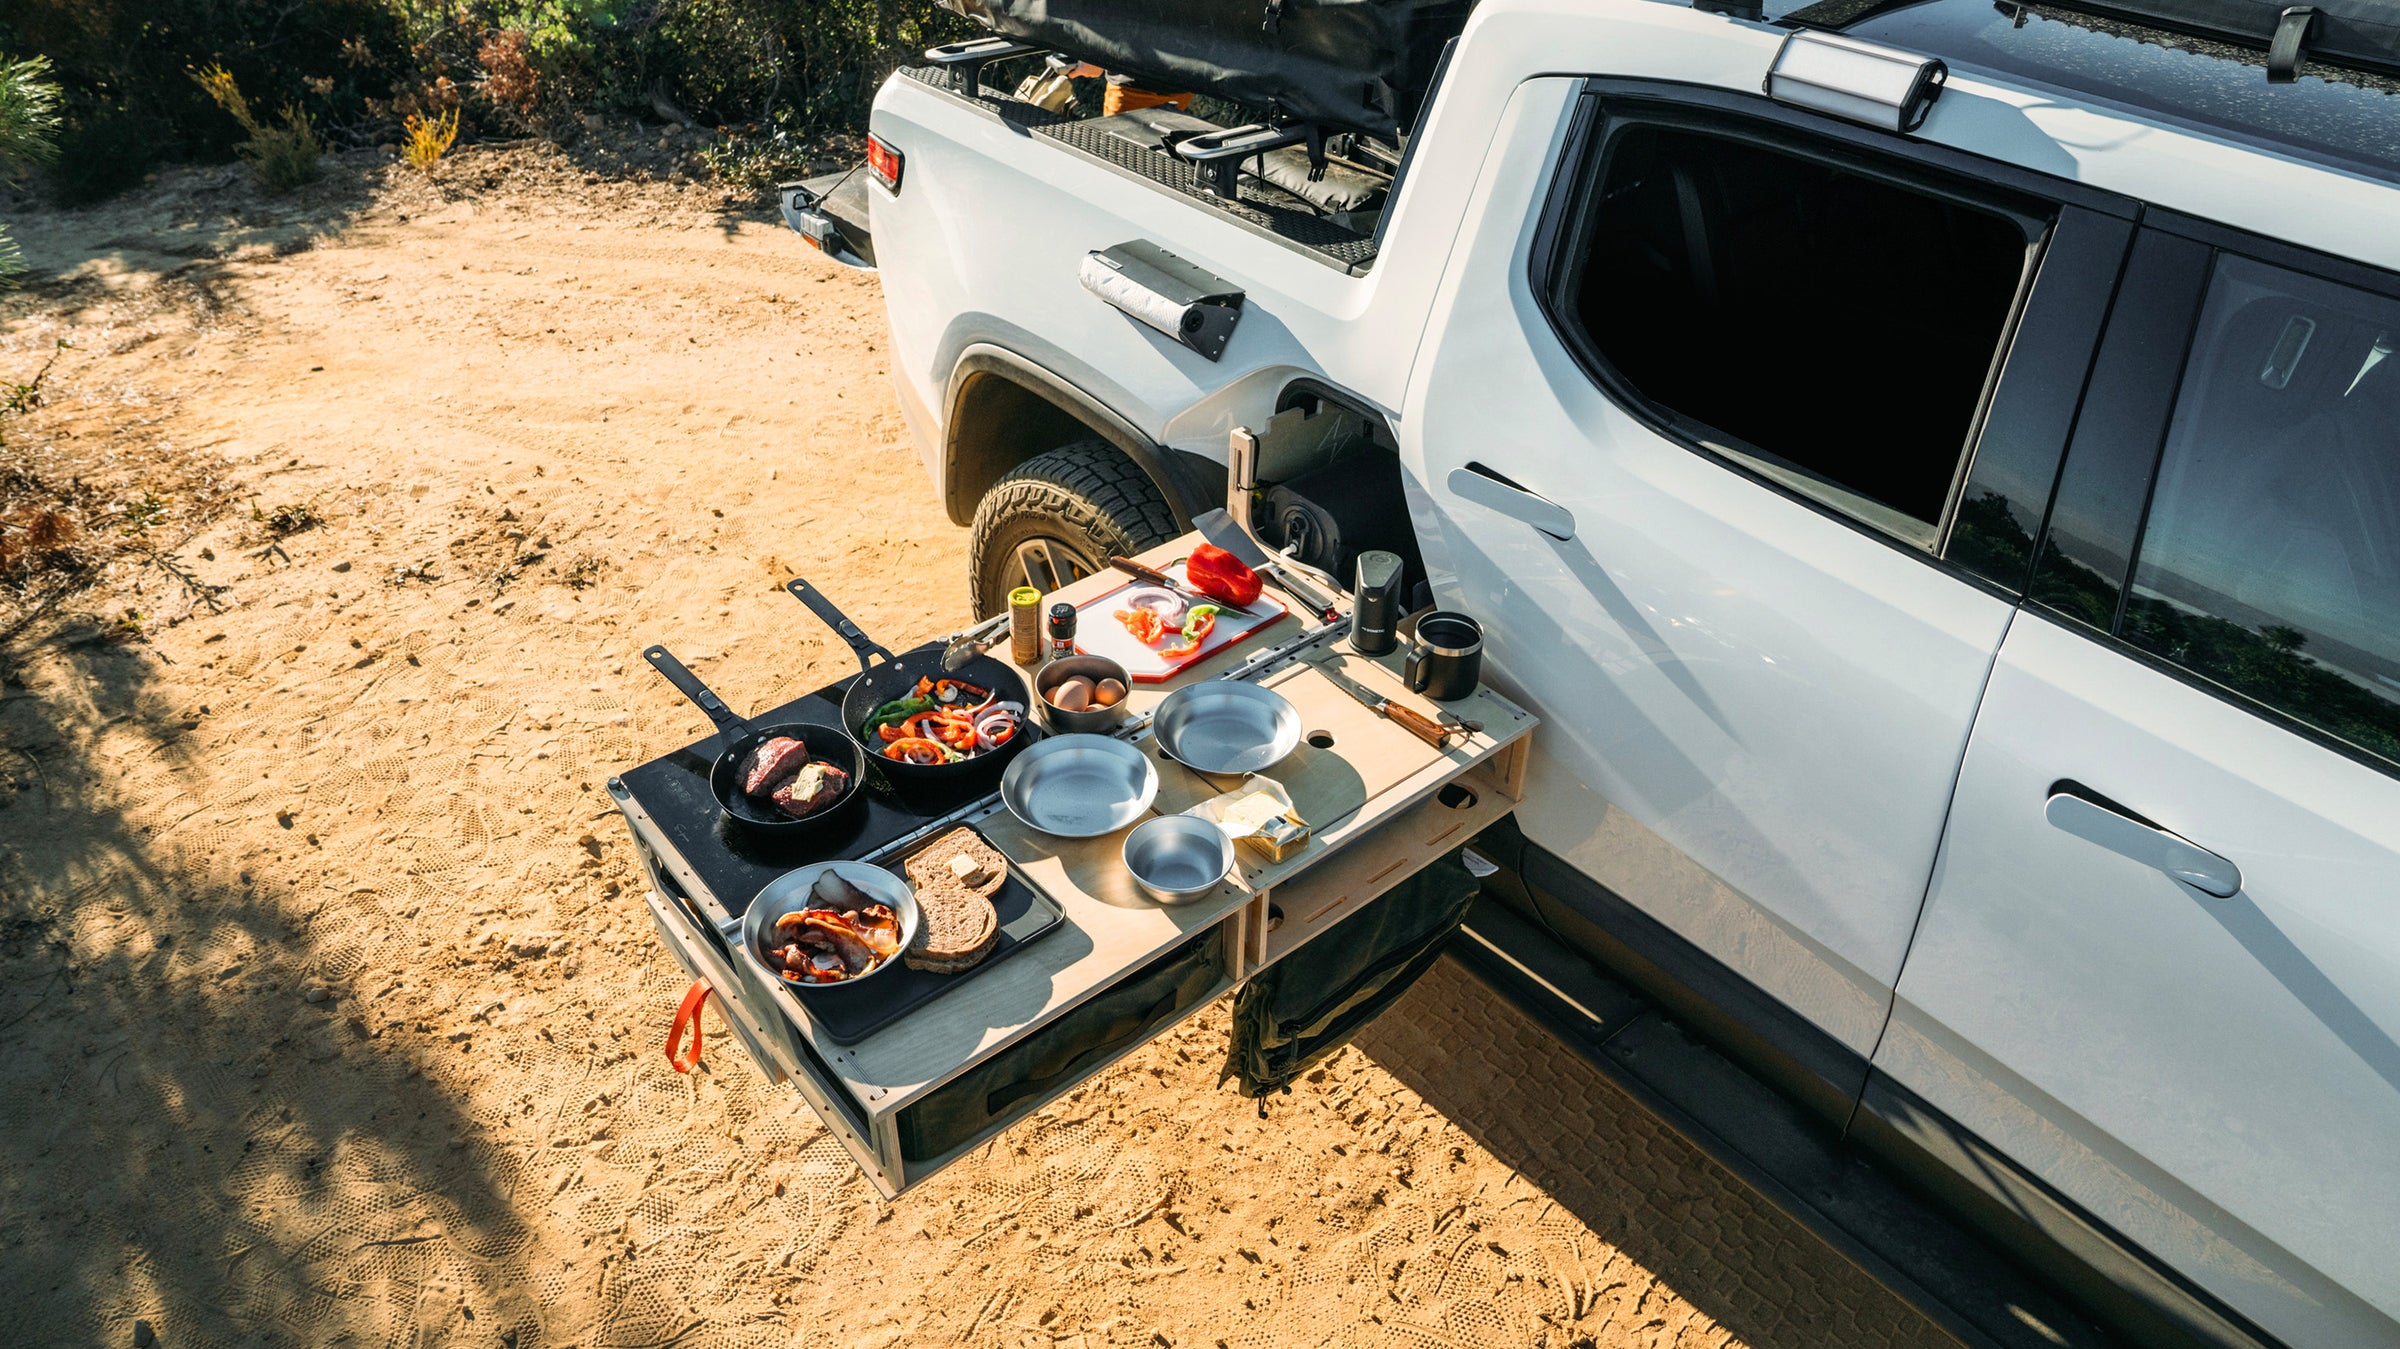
[665,979,710,1073]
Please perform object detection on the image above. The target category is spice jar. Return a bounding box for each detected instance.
[1008,586,1044,665]
[1046,602,1078,661]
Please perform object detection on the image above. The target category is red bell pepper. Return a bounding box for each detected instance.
[1184,544,1261,608]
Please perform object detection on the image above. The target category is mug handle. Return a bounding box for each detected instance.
[1404,644,1429,694]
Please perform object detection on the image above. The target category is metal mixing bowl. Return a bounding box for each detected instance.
[1035,655,1134,734]
[999,733,1159,838]
[742,860,921,994]
[1122,814,1236,904]
[1150,680,1300,775]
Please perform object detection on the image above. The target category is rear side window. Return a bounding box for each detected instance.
[1559,119,2044,548]
[2123,254,2400,766]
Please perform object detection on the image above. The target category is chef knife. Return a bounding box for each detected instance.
[1107,554,1259,617]
[1308,658,1482,750]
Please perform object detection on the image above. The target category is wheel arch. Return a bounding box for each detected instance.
[942,345,1211,530]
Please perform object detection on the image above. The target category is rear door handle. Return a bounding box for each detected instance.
[2044,785,2242,898]
[1448,462,1576,541]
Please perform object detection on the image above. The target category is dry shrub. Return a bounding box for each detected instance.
[478,29,540,116]
[190,63,321,194]
[402,107,460,170]
[0,503,77,580]
[256,502,322,538]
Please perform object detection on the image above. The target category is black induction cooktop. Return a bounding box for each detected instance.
[614,650,1016,918]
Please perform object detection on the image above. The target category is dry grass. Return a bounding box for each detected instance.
[402,108,461,172]
[0,301,244,644]
[190,64,323,195]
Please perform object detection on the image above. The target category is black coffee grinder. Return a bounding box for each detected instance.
[1348,550,1407,656]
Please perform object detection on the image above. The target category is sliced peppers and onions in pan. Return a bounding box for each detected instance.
[859,675,1023,763]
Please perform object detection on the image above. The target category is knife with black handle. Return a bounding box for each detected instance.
[1107,554,1259,617]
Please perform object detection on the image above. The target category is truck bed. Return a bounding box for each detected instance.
[895,67,1383,273]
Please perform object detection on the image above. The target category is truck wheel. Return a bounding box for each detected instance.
[969,441,1178,616]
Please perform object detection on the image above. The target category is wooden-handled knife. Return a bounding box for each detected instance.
[1309,659,1481,750]
[1107,555,1258,617]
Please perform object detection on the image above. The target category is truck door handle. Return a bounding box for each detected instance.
[2044,784,2242,898]
[1447,462,1577,541]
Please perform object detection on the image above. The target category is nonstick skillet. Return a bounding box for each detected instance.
[784,577,1038,786]
[642,644,865,838]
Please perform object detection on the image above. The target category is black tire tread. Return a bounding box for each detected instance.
[968,441,1179,614]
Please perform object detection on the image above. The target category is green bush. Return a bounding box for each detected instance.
[0,53,60,283]
[50,109,151,205]
[0,0,970,200]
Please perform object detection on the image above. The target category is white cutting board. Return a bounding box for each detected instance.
[1072,568,1287,681]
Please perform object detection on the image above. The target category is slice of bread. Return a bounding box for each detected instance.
[904,828,1005,973]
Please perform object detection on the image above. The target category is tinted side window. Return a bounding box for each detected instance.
[2124,254,2400,767]
[1568,120,2043,548]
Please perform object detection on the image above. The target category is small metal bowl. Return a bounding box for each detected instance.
[1035,655,1133,734]
[742,860,921,994]
[1123,814,1236,904]
[1151,680,1300,775]
[999,733,1159,838]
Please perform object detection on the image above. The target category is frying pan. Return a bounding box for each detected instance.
[642,644,865,837]
[784,576,1039,785]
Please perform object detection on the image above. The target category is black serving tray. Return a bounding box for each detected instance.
[775,824,1065,1045]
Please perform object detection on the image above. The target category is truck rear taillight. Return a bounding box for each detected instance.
[866,134,903,193]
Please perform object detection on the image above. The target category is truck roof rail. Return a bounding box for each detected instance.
[1784,0,2400,83]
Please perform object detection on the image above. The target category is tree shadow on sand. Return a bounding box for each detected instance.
[0,630,551,1346]
[1356,957,1954,1349]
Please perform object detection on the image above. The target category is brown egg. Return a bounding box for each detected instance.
[1092,678,1128,708]
[1051,676,1094,712]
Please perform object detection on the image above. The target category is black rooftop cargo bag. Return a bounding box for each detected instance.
[937,0,1477,138]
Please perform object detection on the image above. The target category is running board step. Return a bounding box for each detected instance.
[1449,896,2116,1349]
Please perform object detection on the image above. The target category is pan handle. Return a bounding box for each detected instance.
[784,576,895,673]
[642,645,751,738]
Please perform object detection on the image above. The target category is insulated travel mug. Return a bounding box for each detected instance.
[1404,612,1483,702]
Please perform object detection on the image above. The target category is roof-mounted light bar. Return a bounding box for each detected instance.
[1766,30,1947,134]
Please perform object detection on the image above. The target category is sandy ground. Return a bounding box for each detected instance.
[0,141,1954,1349]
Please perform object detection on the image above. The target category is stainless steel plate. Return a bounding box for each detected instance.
[742,860,922,993]
[1151,680,1300,775]
[999,733,1159,838]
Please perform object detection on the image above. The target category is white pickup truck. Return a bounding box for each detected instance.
[791,1,2400,1344]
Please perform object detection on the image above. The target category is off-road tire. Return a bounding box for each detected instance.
[969,441,1178,617]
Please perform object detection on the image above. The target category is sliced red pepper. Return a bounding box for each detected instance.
[1161,607,1218,660]
[932,678,988,705]
[1116,607,1168,646]
[883,736,948,765]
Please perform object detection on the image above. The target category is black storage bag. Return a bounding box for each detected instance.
[896,925,1229,1163]
[1224,850,1477,1098]
[941,0,1476,138]
[2056,0,2398,76]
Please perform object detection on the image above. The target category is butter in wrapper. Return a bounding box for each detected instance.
[1201,784,1311,861]
[1245,812,1312,862]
